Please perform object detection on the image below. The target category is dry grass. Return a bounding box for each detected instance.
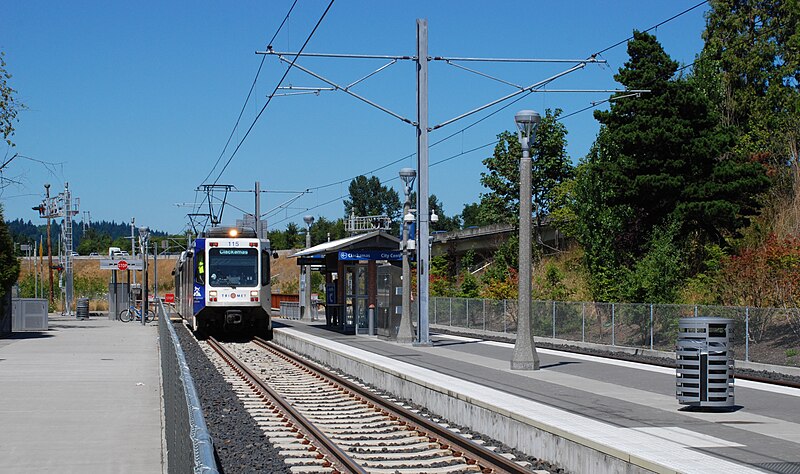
[18,256,178,311]
[271,249,301,294]
[19,257,179,290]
[18,252,305,309]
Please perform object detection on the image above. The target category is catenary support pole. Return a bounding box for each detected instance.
[45,184,54,307]
[415,18,431,346]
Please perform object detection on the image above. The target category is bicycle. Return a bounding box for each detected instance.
[119,305,155,323]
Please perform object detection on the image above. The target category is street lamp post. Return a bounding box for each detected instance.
[302,215,315,320]
[511,109,541,370]
[397,167,417,343]
[138,226,149,326]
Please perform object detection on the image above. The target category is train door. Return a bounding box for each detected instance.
[344,264,369,334]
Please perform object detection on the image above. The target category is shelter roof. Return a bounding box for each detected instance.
[290,230,400,258]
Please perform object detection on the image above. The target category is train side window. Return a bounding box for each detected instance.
[196,252,205,284]
[261,249,270,286]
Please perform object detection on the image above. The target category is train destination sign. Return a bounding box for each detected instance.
[338,250,401,261]
[99,259,144,270]
[218,249,251,255]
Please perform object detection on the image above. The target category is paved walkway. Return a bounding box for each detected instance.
[0,315,164,473]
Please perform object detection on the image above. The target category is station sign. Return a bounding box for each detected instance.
[99,259,144,270]
[297,256,325,266]
[338,250,401,261]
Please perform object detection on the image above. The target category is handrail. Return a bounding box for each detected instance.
[158,299,219,474]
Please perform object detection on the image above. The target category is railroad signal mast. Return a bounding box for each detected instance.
[33,182,81,315]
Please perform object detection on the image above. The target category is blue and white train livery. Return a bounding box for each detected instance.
[174,226,273,339]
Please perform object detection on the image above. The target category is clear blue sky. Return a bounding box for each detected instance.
[1,1,709,234]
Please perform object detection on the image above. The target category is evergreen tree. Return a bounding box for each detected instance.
[343,175,401,220]
[0,205,20,310]
[309,216,346,246]
[572,31,769,301]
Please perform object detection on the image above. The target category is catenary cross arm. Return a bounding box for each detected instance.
[273,54,416,125]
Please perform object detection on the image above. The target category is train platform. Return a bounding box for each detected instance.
[273,318,800,474]
[0,314,164,473]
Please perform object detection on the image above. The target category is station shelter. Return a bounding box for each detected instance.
[291,230,402,335]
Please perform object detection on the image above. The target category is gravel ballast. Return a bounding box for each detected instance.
[174,323,291,473]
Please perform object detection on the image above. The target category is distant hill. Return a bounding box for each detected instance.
[5,218,167,248]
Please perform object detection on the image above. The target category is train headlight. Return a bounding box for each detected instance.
[209,290,218,302]
[228,229,238,237]
[250,290,259,302]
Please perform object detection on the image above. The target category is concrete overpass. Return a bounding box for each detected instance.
[430,221,567,271]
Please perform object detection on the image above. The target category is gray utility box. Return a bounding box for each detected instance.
[12,298,49,332]
[676,317,735,408]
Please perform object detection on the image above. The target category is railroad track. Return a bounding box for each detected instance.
[204,336,540,474]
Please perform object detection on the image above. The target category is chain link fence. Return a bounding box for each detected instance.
[431,297,800,368]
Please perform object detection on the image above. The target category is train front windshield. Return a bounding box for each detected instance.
[208,248,259,288]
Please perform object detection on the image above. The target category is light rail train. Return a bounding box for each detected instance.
[174,226,274,339]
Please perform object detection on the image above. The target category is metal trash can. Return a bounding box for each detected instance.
[676,317,734,408]
[76,298,90,320]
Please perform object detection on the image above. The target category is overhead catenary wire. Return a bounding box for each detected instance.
[592,0,709,57]
[198,0,300,189]
[210,0,335,187]
[269,92,642,227]
[233,1,710,228]
[190,0,334,230]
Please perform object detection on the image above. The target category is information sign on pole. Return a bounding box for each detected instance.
[99,259,144,270]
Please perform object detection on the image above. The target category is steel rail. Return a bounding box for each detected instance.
[207,337,367,474]
[255,337,532,474]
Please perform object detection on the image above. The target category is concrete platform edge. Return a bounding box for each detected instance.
[276,329,677,474]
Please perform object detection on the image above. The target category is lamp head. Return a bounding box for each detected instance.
[404,211,415,223]
[399,167,417,187]
[514,109,541,139]
[138,226,149,239]
[430,207,439,223]
[303,215,315,226]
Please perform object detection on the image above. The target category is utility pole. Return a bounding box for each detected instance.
[255,181,261,239]
[62,182,77,317]
[259,21,617,346]
[45,184,54,307]
[415,19,431,346]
